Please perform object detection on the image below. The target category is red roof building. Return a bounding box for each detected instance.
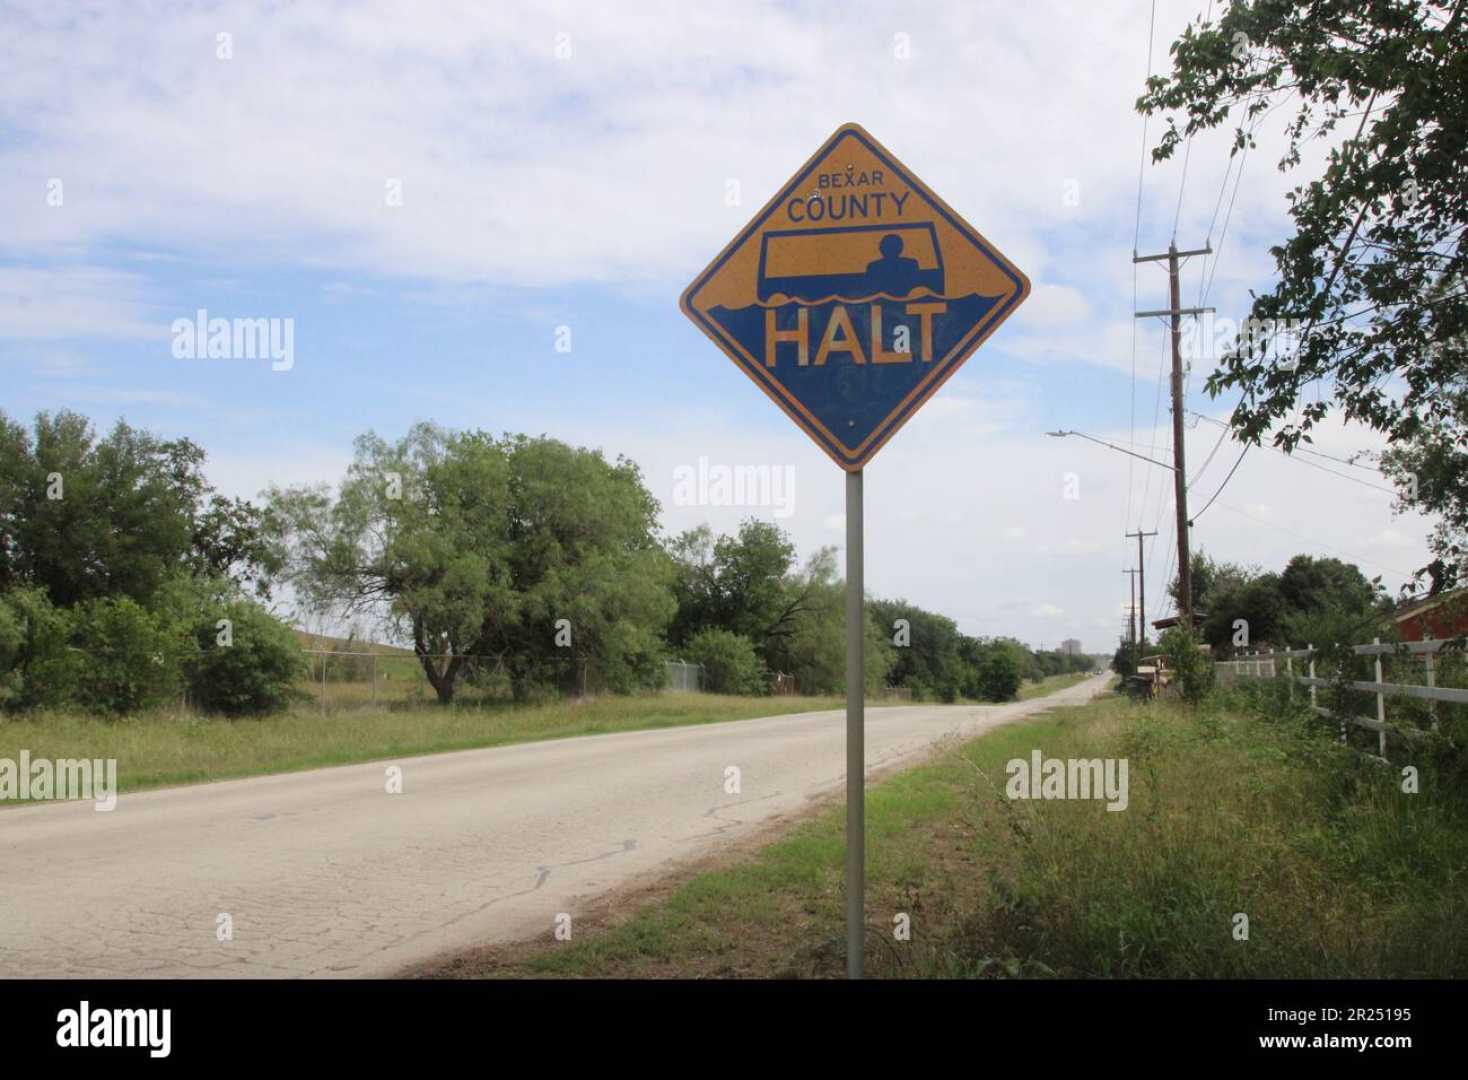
[1392,591,1468,642]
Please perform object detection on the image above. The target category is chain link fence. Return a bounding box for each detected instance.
[663,659,703,693]
[301,649,709,712]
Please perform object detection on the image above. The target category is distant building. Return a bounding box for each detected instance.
[1060,638,1082,656]
[1392,590,1468,642]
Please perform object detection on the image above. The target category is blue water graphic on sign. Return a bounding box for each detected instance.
[709,286,999,454]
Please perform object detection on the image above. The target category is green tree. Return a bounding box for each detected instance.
[1139,3,1468,588]
[667,521,824,651]
[0,585,77,709]
[765,547,842,693]
[1380,414,1468,593]
[0,410,276,606]
[1111,639,1140,679]
[975,648,1023,702]
[1202,572,1286,656]
[269,425,674,703]
[863,611,897,693]
[1278,554,1383,617]
[868,598,965,701]
[1169,551,1255,615]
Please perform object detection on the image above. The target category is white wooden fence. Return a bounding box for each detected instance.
[1215,637,1467,758]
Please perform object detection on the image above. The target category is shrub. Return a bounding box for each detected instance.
[905,676,936,702]
[597,621,668,695]
[71,595,183,713]
[975,649,1023,702]
[188,599,306,715]
[685,628,768,695]
[1159,625,1215,705]
[1110,640,1140,679]
[0,586,78,709]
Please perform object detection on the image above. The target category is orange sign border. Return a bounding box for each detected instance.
[679,122,1031,471]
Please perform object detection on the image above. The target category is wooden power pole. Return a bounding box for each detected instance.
[1135,242,1213,626]
[1123,568,1139,647]
[1126,529,1158,646]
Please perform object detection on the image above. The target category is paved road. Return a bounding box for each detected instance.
[0,675,1109,978]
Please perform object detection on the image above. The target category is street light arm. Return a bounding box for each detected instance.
[1047,430,1178,472]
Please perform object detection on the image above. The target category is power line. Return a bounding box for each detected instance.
[1146,454,1172,598]
[1191,91,1382,522]
[1189,409,1395,478]
[1169,0,1211,245]
[1189,416,1232,488]
[1294,444,1386,474]
[1263,443,1400,495]
[1127,270,1139,530]
[1191,445,1248,522]
[1132,0,1158,255]
[1171,129,1195,246]
[1199,124,1254,306]
[1200,91,1302,307]
[1136,329,1170,528]
[1128,0,1159,535]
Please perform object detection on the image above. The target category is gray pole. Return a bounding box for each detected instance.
[845,468,865,979]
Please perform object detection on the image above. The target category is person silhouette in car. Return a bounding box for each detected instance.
[864,233,921,297]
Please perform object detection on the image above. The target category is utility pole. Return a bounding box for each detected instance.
[1123,568,1139,647]
[1135,243,1213,626]
[1126,529,1158,647]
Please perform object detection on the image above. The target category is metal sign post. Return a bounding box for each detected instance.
[845,468,864,978]
[679,123,1029,978]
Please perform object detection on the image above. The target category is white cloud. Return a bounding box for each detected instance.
[0,267,158,340]
[1025,284,1091,326]
[1365,528,1414,549]
[0,1,1326,326]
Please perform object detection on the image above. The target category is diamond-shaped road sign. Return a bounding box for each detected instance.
[680,122,1030,470]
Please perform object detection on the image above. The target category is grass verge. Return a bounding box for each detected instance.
[427,686,1467,978]
[1017,671,1093,700]
[0,692,854,801]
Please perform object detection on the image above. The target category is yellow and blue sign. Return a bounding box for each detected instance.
[681,122,1030,471]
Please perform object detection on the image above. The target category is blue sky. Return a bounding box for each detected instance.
[0,0,1432,650]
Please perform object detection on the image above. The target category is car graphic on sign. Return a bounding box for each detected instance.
[757,222,946,303]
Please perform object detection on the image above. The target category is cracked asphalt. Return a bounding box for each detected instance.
[0,675,1107,978]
